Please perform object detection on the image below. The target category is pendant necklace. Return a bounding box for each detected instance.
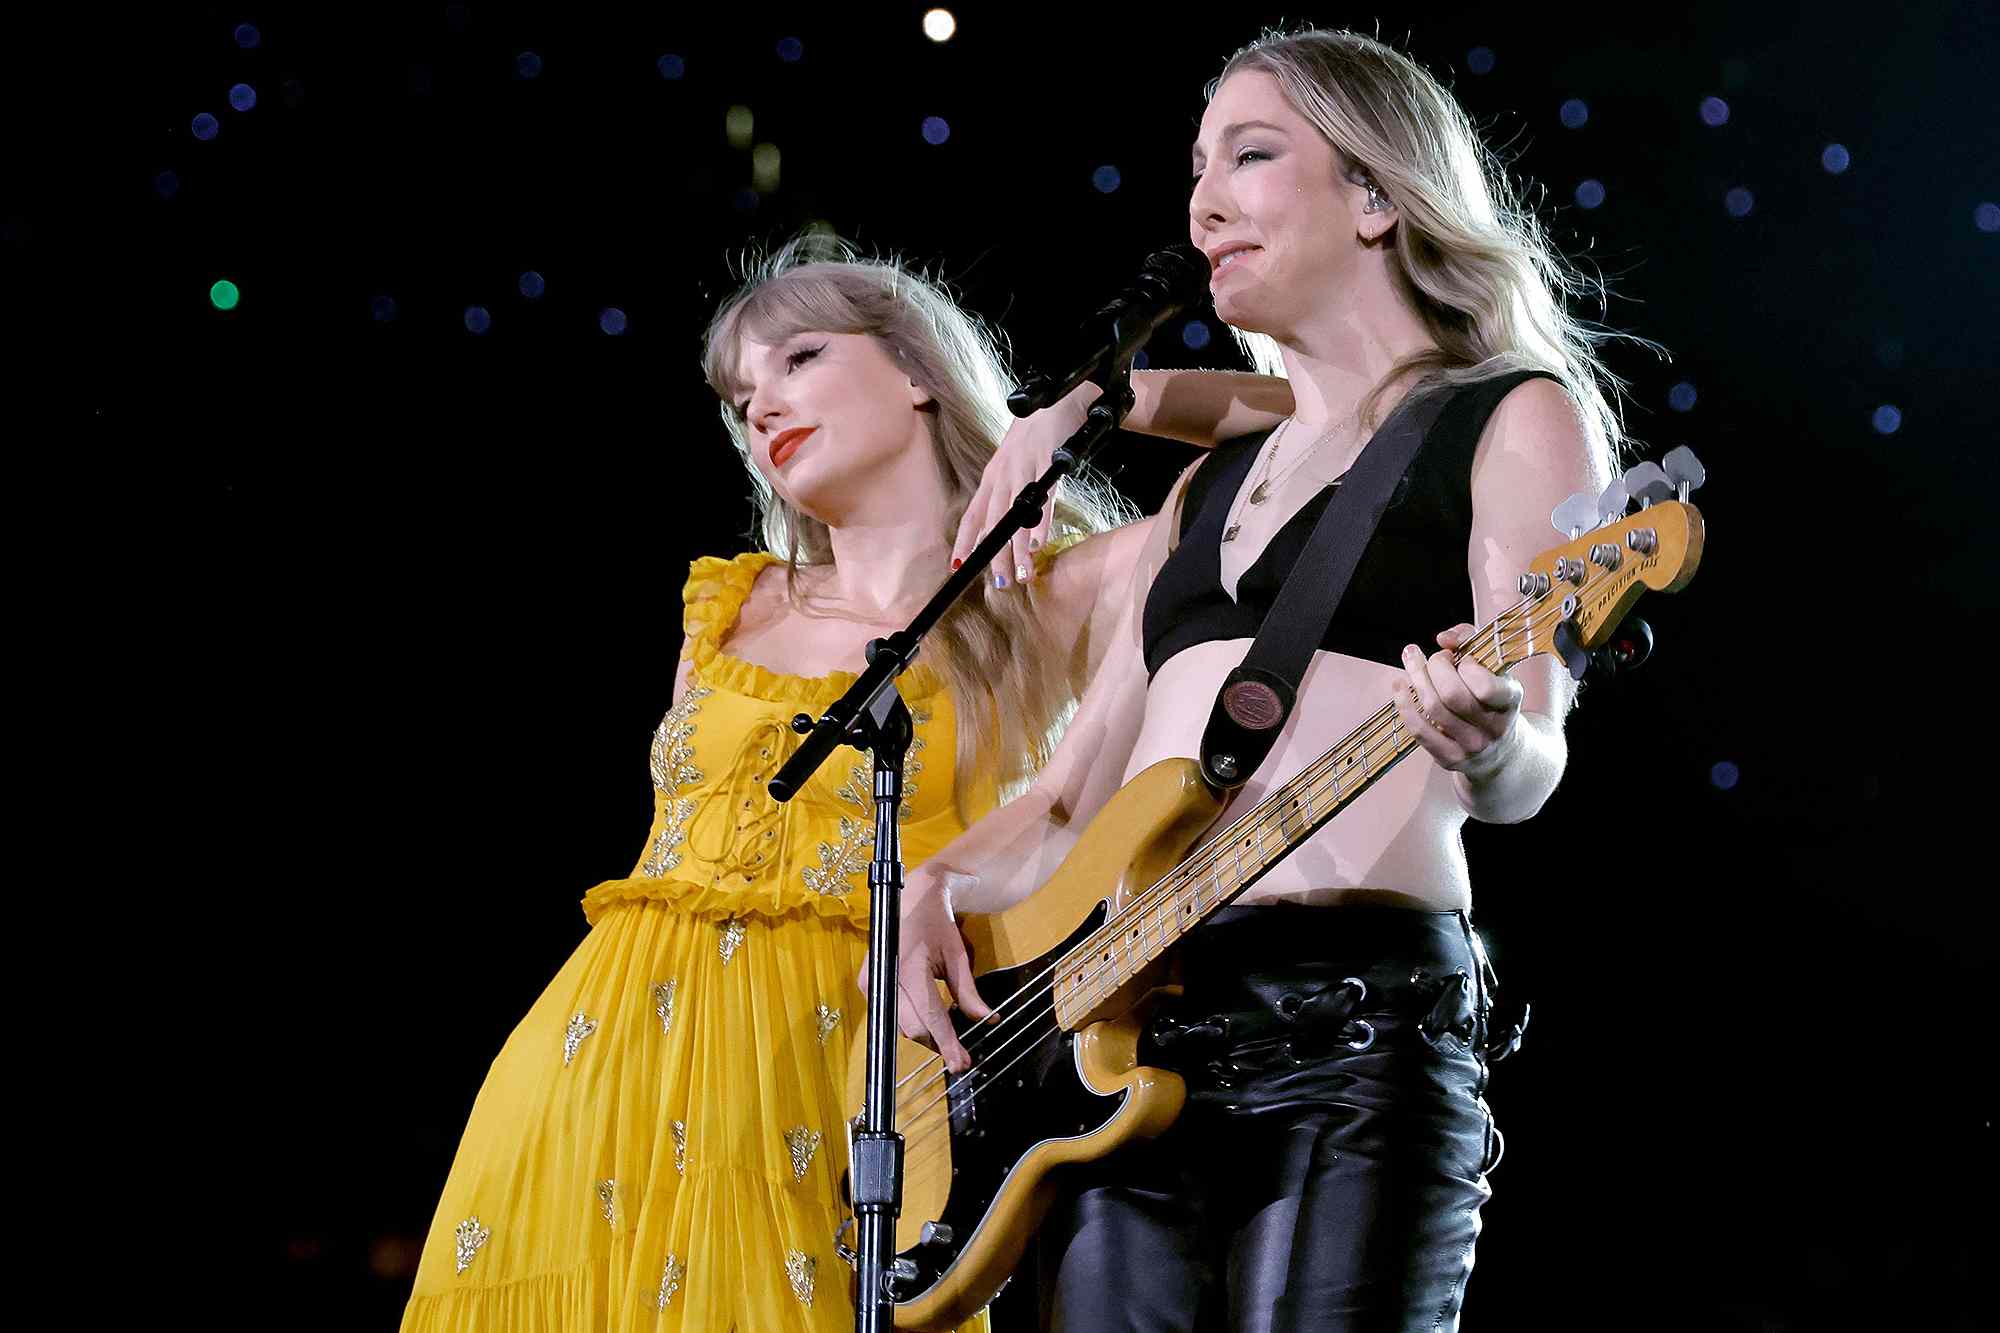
[1222,414,1353,543]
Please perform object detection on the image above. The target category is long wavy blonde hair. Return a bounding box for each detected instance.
[1213,28,1645,473]
[701,235,1135,806]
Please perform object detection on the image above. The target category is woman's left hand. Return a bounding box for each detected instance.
[1395,624,1525,779]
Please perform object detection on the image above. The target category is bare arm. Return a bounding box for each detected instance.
[1395,377,1610,824]
[934,485,1179,911]
[1032,517,1155,692]
[1127,368,1294,446]
[875,465,1199,1068]
[953,372,1291,586]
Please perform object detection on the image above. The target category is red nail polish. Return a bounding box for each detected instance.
[951,558,962,570]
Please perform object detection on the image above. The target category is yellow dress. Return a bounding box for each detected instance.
[401,552,998,1332]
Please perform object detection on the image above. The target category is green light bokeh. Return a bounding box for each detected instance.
[210,280,241,311]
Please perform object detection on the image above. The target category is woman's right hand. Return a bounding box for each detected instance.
[951,385,1099,590]
[857,865,992,1073]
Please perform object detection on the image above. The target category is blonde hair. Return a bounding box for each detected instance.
[701,234,1135,805]
[1212,28,1649,473]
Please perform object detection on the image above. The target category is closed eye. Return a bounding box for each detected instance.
[1191,148,1271,184]
[732,343,828,419]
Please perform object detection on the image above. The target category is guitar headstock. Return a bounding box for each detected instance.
[1508,450,1707,678]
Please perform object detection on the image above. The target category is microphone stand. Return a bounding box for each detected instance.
[768,366,1136,1333]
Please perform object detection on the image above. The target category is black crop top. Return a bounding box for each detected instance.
[1141,369,1558,678]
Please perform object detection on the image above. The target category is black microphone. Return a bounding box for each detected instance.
[1007,244,1211,417]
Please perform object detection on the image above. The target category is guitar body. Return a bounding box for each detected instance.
[844,758,1222,1331]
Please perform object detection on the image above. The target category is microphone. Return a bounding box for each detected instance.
[1007,244,1211,417]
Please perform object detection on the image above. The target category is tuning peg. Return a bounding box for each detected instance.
[1551,617,1590,681]
[1589,614,1654,678]
[1622,461,1674,508]
[1552,491,1599,538]
[1662,446,1706,500]
[1594,477,1629,528]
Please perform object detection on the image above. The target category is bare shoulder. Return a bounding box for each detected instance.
[1042,451,1212,616]
[735,557,802,635]
[1473,376,1609,497]
[1039,520,1155,631]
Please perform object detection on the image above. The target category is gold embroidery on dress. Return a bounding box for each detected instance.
[816,709,932,896]
[596,1179,617,1225]
[671,1120,688,1176]
[563,1013,598,1066]
[784,1126,823,1183]
[453,1217,490,1275]
[802,816,870,899]
[833,709,930,825]
[642,686,712,877]
[642,798,698,878]
[654,979,677,1036]
[656,1254,686,1310]
[717,918,746,965]
[813,1004,842,1046]
[833,762,871,811]
[785,1249,817,1305]
[651,686,711,791]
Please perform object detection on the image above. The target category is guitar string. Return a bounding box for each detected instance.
[889,692,1473,1189]
[886,583,1601,1138]
[891,683,1457,1138]
[898,574,1664,1169]
[885,590,1541,1111]
[891,567,1635,1173]
[889,586,1550,1096]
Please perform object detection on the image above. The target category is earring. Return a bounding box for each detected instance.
[1363,186,1389,214]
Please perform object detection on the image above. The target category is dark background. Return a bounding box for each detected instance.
[20,2,1995,1328]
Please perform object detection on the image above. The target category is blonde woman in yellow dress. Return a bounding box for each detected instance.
[397,238,1288,1333]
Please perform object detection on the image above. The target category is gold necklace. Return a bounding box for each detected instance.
[1222,416,1352,543]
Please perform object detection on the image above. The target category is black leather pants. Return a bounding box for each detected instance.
[1038,905,1503,1333]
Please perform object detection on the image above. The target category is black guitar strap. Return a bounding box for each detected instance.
[1197,384,1457,790]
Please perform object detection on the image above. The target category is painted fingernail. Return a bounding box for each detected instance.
[1017,564,1031,583]
[993,573,1008,589]
[1028,537,1042,550]
[951,558,962,570]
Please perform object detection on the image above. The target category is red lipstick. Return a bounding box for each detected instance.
[770,426,817,467]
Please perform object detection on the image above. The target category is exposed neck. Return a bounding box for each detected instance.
[811,436,958,618]
[1275,257,1438,434]
[819,520,956,619]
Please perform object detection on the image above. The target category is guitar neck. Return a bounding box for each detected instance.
[1051,604,1538,1029]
